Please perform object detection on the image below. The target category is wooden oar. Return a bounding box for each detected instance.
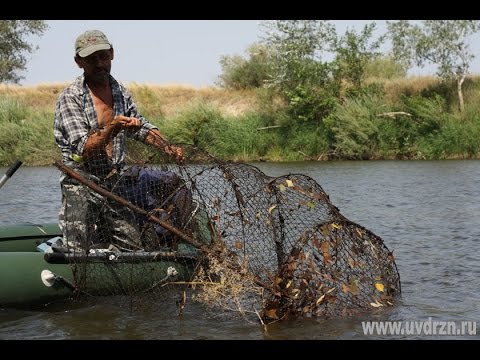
[0,160,23,190]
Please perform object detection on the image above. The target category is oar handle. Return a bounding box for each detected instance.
[0,160,23,189]
[5,160,23,178]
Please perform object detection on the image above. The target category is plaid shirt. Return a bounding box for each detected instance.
[54,74,157,170]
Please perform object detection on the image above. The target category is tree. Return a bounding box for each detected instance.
[332,22,386,90]
[260,20,339,124]
[0,20,48,84]
[387,20,480,112]
[261,20,335,89]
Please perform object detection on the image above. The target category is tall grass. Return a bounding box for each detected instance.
[0,96,58,166]
[159,102,280,161]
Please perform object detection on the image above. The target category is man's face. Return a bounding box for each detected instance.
[76,48,113,82]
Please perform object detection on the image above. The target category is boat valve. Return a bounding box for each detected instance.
[40,269,75,291]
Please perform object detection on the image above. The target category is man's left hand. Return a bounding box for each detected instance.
[164,144,185,165]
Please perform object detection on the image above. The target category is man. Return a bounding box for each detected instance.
[54,29,189,251]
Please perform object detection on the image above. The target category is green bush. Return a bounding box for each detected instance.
[402,94,446,136]
[324,94,383,159]
[422,120,480,159]
[217,43,272,90]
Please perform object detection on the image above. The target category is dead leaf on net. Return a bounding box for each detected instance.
[370,301,384,308]
[290,247,301,258]
[321,241,331,264]
[342,281,359,296]
[300,251,309,261]
[356,228,363,237]
[211,215,220,221]
[268,205,277,214]
[306,201,316,210]
[330,222,342,230]
[326,287,336,294]
[380,293,393,301]
[286,179,294,188]
[350,245,359,256]
[234,240,243,250]
[278,184,286,192]
[287,262,298,271]
[265,308,279,319]
[326,294,337,303]
[320,273,334,282]
[349,282,359,295]
[318,224,330,237]
[347,257,356,268]
[375,283,385,293]
[316,294,326,305]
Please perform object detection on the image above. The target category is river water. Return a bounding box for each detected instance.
[0,160,478,339]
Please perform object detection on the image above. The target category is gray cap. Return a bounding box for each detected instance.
[75,30,112,57]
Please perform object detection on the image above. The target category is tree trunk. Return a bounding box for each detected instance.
[457,74,466,113]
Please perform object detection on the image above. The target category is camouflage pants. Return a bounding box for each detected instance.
[59,177,143,252]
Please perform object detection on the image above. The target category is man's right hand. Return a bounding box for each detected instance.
[110,115,141,135]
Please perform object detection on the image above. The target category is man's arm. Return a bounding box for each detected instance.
[82,114,186,165]
[82,115,141,160]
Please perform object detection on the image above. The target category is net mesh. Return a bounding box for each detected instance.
[53,143,400,323]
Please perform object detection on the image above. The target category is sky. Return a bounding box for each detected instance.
[21,20,480,87]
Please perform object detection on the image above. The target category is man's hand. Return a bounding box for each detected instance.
[164,144,185,165]
[145,129,186,165]
[110,115,141,135]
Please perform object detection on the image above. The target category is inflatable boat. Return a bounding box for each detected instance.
[0,222,205,308]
